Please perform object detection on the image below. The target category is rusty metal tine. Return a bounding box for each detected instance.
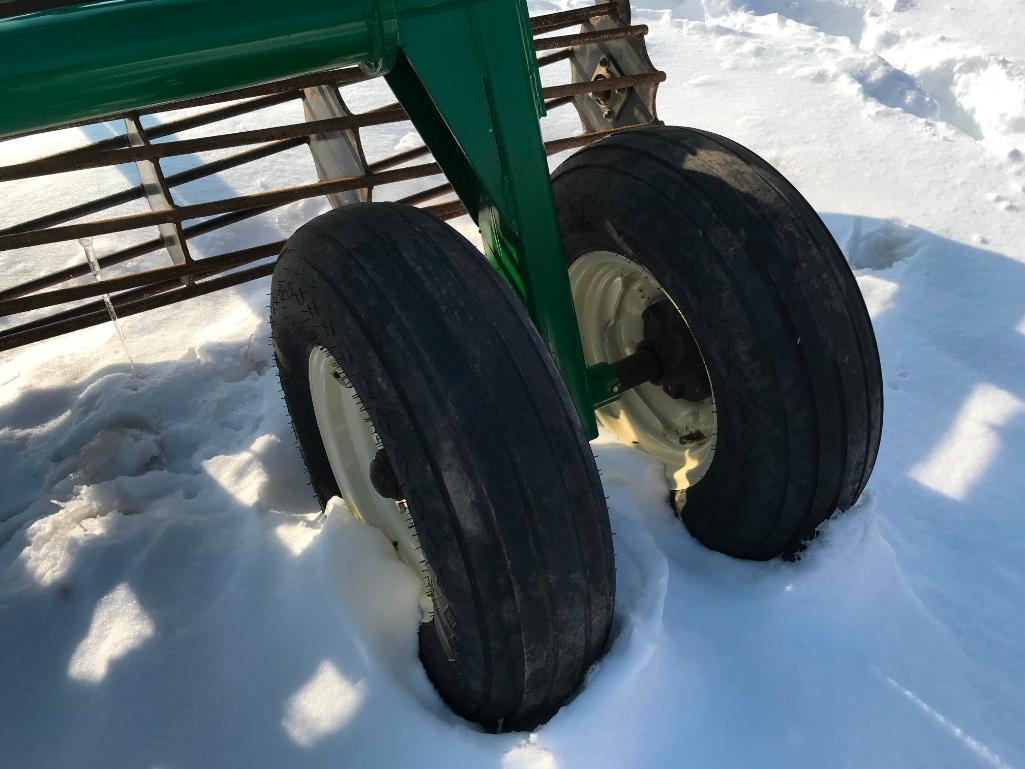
[0,206,278,301]
[530,2,618,34]
[0,241,284,316]
[0,109,635,341]
[42,91,299,166]
[164,137,308,188]
[537,49,574,68]
[0,161,442,250]
[42,134,131,162]
[0,67,367,142]
[144,92,299,140]
[542,71,666,101]
[543,95,577,112]
[534,24,648,52]
[0,186,144,236]
[426,110,649,215]
[0,261,278,352]
[368,145,432,173]
[424,199,468,220]
[2,138,305,237]
[0,107,407,182]
[543,120,659,155]
[398,182,453,206]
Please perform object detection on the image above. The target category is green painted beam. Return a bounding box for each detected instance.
[0,0,398,137]
[388,0,598,435]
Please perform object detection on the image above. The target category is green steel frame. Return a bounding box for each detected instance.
[0,0,619,436]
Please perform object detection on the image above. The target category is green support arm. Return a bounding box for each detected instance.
[387,0,598,436]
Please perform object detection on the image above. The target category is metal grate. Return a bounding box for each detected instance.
[0,1,663,351]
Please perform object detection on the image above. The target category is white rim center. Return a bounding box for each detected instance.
[308,346,433,621]
[569,251,717,490]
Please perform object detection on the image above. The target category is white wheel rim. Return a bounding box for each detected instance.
[569,251,717,490]
[308,346,434,621]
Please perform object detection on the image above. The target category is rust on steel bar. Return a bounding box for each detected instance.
[311,79,569,135]
[531,2,618,34]
[165,138,308,188]
[44,91,302,165]
[536,49,574,68]
[1,119,638,253]
[543,95,577,112]
[546,94,580,110]
[3,281,187,342]
[1,113,643,254]
[0,0,659,352]
[143,92,300,139]
[49,89,300,169]
[0,107,408,182]
[1,185,142,237]
[543,121,659,155]
[2,138,305,237]
[0,161,442,250]
[102,68,366,121]
[0,262,277,352]
[534,25,648,52]
[0,67,368,143]
[0,241,284,316]
[0,206,278,301]
[9,41,574,183]
[398,182,453,207]
[368,144,432,173]
[543,71,667,101]
[425,199,469,221]
[1,73,652,183]
[0,240,286,335]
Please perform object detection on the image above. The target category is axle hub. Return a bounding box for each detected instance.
[610,299,712,401]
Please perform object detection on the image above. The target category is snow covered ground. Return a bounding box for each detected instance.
[2,1,1024,766]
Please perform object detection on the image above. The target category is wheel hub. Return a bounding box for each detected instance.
[569,251,717,490]
[638,299,712,402]
[307,346,434,622]
[369,448,404,501]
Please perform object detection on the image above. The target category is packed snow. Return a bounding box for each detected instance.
[2,1,1024,767]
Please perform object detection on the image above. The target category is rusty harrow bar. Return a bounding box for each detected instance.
[0,1,663,351]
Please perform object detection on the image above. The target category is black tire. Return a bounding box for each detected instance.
[270,203,615,731]
[553,126,883,560]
